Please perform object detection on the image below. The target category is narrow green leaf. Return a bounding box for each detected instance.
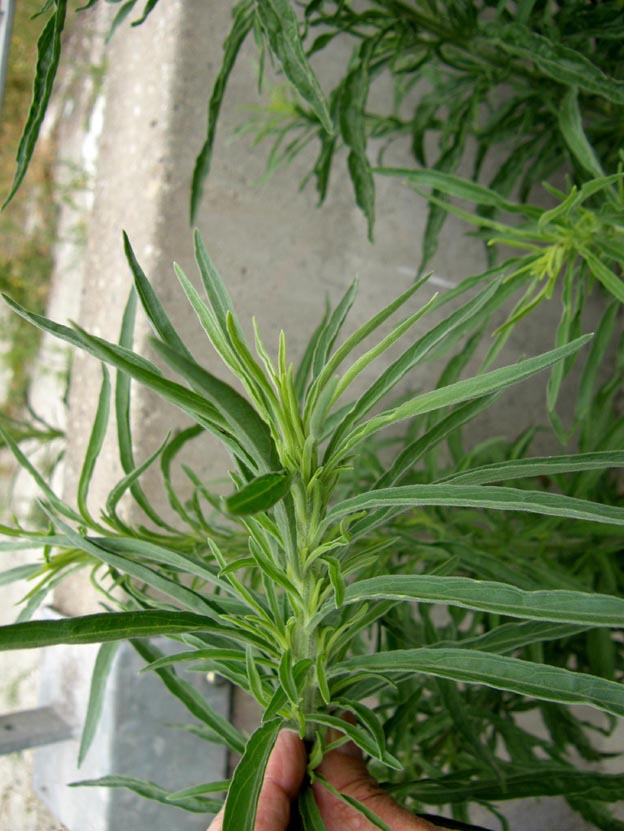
[78,642,119,766]
[342,575,624,627]
[0,610,215,650]
[165,781,229,800]
[448,621,589,656]
[376,167,535,215]
[191,2,255,222]
[294,300,330,403]
[3,0,68,207]
[0,420,82,524]
[439,451,624,487]
[323,284,499,465]
[313,774,393,831]
[485,23,624,105]
[331,648,624,718]
[298,784,328,831]
[336,335,592,459]
[308,713,401,770]
[123,232,193,360]
[311,279,359,381]
[132,639,246,754]
[131,0,161,26]
[225,471,291,515]
[0,563,42,586]
[151,338,276,471]
[256,0,333,134]
[327,482,624,529]
[113,288,175,531]
[223,719,283,831]
[339,41,375,239]
[558,88,604,179]
[70,774,221,813]
[309,276,429,405]
[389,766,624,804]
[578,247,624,304]
[77,367,110,525]
[577,300,619,424]
[193,230,243,336]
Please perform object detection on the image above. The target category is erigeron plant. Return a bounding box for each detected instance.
[0,233,623,829]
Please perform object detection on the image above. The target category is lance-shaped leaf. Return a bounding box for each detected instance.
[225,471,291,515]
[330,648,624,719]
[132,639,246,754]
[223,719,283,831]
[332,335,592,459]
[323,283,499,465]
[70,774,222,814]
[191,1,256,222]
[438,450,624,487]
[78,642,119,766]
[388,766,624,804]
[3,0,68,207]
[256,0,333,134]
[483,23,624,106]
[340,575,624,627]
[0,611,215,650]
[558,88,605,179]
[325,483,624,529]
[151,338,278,471]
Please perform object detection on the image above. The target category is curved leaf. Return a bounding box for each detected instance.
[331,648,624,718]
[342,575,624,627]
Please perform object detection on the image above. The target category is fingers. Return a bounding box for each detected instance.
[254,729,308,831]
[207,730,307,831]
[314,741,441,831]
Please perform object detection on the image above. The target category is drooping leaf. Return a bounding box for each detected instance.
[326,482,624,529]
[3,0,68,207]
[191,1,256,222]
[341,575,624,627]
[331,648,624,718]
[70,774,222,813]
[222,719,283,831]
[78,641,119,766]
[255,0,333,134]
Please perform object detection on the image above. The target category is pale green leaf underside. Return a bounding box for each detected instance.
[342,575,624,627]
[331,648,624,718]
[326,483,624,527]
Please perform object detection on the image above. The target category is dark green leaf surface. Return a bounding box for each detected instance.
[191,2,255,222]
[225,471,291,515]
[256,0,333,134]
[0,611,215,650]
[223,719,282,831]
[3,0,68,207]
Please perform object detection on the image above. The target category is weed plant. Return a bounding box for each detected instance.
[0,234,623,829]
[1,2,623,829]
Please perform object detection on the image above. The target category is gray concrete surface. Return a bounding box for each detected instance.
[0,1,620,829]
[33,618,229,831]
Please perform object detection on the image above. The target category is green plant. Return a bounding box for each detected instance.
[1,233,623,829]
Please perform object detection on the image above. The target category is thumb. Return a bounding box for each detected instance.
[313,740,442,831]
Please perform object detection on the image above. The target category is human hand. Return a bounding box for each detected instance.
[207,729,444,831]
